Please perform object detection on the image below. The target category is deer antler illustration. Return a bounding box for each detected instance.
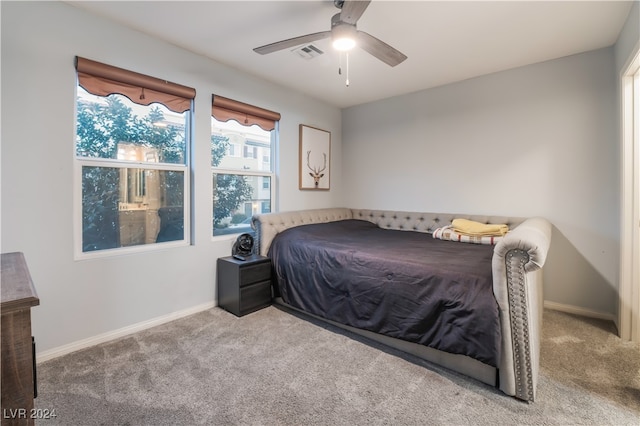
[307,150,327,188]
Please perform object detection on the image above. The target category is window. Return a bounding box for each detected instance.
[243,145,257,159]
[211,95,280,237]
[75,57,195,255]
[228,143,240,157]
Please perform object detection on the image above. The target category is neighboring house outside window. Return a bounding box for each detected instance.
[211,95,280,237]
[74,57,194,256]
[228,143,240,157]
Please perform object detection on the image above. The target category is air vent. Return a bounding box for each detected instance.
[291,44,324,60]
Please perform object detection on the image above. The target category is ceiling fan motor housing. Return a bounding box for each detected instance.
[331,13,358,51]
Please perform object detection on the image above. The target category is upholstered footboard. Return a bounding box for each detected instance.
[252,208,551,402]
[492,217,551,401]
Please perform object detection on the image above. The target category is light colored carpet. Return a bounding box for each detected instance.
[35,307,639,425]
[540,309,640,412]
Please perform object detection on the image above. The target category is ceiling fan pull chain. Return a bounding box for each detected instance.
[345,52,350,87]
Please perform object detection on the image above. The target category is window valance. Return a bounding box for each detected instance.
[212,95,281,131]
[75,56,196,114]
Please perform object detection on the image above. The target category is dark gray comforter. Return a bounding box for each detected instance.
[268,219,501,367]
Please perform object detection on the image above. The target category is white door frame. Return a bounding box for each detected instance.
[620,45,640,342]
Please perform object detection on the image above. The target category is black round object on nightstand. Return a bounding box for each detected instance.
[232,233,254,258]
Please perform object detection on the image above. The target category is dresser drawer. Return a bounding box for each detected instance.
[239,262,271,286]
[239,280,271,316]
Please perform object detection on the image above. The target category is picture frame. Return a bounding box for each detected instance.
[299,124,331,190]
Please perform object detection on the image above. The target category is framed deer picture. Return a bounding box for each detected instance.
[299,124,331,190]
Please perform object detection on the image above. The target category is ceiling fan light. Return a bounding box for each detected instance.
[333,37,356,51]
[332,22,357,51]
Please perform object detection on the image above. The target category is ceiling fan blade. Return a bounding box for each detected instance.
[254,31,331,55]
[356,31,407,67]
[339,0,371,24]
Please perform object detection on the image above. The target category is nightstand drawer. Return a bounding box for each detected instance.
[239,262,271,286]
[239,280,271,315]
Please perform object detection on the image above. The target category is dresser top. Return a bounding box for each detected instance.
[1,252,39,312]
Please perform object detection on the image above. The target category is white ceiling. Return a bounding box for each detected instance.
[67,1,633,108]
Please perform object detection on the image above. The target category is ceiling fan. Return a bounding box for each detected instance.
[253,0,407,67]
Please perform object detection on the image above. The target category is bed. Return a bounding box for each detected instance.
[251,208,552,402]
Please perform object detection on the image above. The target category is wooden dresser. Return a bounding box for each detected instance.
[1,252,39,425]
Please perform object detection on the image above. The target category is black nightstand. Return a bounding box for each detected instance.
[217,255,272,317]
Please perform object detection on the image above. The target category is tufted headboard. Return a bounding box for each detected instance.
[252,208,353,256]
[252,207,525,256]
[352,209,525,234]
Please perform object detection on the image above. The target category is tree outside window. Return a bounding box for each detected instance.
[76,87,190,253]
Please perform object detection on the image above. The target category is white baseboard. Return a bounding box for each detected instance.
[544,300,616,323]
[36,301,216,364]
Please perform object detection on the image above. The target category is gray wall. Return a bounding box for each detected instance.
[1,1,342,354]
[342,47,619,316]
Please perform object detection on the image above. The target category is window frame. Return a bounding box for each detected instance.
[74,162,192,259]
[73,60,194,259]
[211,121,277,239]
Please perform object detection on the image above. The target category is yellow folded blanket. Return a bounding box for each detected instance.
[451,218,509,237]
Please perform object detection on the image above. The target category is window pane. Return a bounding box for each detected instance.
[82,166,184,252]
[76,86,187,164]
[211,117,271,171]
[213,174,271,236]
